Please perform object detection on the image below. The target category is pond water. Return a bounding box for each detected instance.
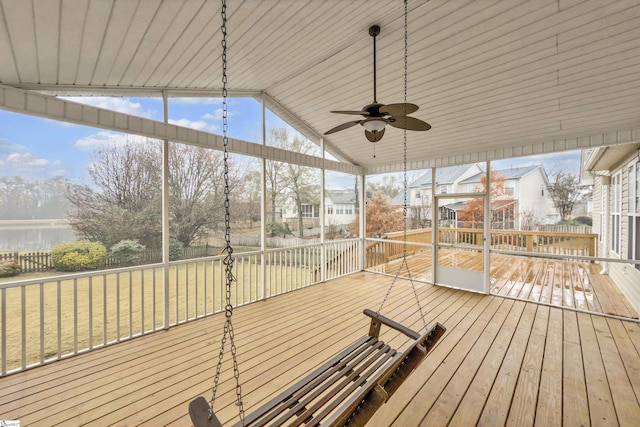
[0,225,77,251]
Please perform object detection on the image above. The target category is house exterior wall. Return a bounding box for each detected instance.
[515,170,560,227]
[590,155,640,314]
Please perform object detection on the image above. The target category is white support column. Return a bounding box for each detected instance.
[483,161,491,294]
[358,175,367,270]
[260,94,267,299]
[359,173,366,271]
[162,91,171,329]
[320,150,326,283]
[431,167,438,285]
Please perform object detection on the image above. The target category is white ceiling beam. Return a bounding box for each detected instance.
[0,84,363,176]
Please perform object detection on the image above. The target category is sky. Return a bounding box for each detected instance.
[0,95,582,189]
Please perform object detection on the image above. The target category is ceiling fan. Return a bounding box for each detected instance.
[324,25,431,143]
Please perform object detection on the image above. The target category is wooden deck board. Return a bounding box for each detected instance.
[1,271,640,426]
[373,251,638,319]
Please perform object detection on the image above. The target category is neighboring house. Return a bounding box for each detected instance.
[281,189,357,232]
[458,165,560,229]
[393,164,483,227]
[582,143,640,312]
[325,189,357,227]
[396,164,559,229]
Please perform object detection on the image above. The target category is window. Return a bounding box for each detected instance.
[612,172,621,255]
[301,204,314,218]
[505,184,515,196]
[415,190,421,199]
[327,206,333,215]
[440,185,448,194]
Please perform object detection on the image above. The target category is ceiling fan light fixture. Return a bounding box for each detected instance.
[362,118,387,133]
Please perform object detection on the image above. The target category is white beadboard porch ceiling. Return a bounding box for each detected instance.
[1,0,640,173]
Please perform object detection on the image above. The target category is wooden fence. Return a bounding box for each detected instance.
[0,245,213,273]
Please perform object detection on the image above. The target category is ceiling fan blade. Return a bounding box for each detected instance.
[387,116,431,131]
[324,120,362,135]
[379,103,419,116]
[365,128,385,142]
[330,110,371,116]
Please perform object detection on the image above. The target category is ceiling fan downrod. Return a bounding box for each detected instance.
[370,25,380,103]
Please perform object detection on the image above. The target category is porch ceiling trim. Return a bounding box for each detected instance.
[0,84,363,176]
[365,127,640,175]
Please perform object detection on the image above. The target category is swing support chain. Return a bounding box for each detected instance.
[378,0,427,331]
[209,0,245,424]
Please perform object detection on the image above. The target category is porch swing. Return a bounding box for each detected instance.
[189,2,445,426]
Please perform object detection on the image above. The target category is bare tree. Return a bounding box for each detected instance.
[266,126,320,237]
[67,139,162,248]
[547,170,583,221]
[67,138,243,248]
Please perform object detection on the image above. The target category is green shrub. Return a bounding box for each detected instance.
[574,216,593,226]
[110,240,146,265]
[0,259,21,277]
[169,238,184,261]
[51,240,107,272]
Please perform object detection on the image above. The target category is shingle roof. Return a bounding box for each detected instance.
[409,164,476,188]
[326,189,356,204]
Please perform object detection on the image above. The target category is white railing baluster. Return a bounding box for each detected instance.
[103,274,107,345]
[89,276,93,349]
[195,261,199,318]
[57,281,61,358]
[40,283,44,363]
[21,286,26,370]
[116,273,120,342]
[174,266,178,325]
[128,271,132,338]
[1,288,5,375]
[152,268,157,331]
[73,278,78,354]
[141,270,145,334]
[185,264,189,322]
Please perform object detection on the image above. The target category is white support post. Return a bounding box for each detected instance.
[260,94,267,299]
[359,173,365,271]
[483,161,491,294]
[320,157,326,283]
[360,175,367,271]
[162,91,171,329]
[431,167,438,284]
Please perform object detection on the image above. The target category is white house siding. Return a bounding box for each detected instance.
[516,170,560,227]
[591,159,640,315]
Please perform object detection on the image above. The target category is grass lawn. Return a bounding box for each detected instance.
[1,259,315,373]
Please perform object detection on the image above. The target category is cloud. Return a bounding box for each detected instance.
[63,96,156,119]
[169,118,220,133]
[75,131,151,151]
[171,97,222,105]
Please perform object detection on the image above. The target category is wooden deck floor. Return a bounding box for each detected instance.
[2,271,640,426]
[369,250,639,319]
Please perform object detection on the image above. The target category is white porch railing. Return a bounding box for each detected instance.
[0,239,361,376]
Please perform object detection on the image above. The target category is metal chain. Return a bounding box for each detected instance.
[379,0,427,331]
[210,0,245,424]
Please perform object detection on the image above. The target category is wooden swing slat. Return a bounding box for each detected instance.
[190,310,445,427]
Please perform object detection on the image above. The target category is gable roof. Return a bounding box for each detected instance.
[409,164,477,188]
[459,165,541,184]
[326,189,356,204]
